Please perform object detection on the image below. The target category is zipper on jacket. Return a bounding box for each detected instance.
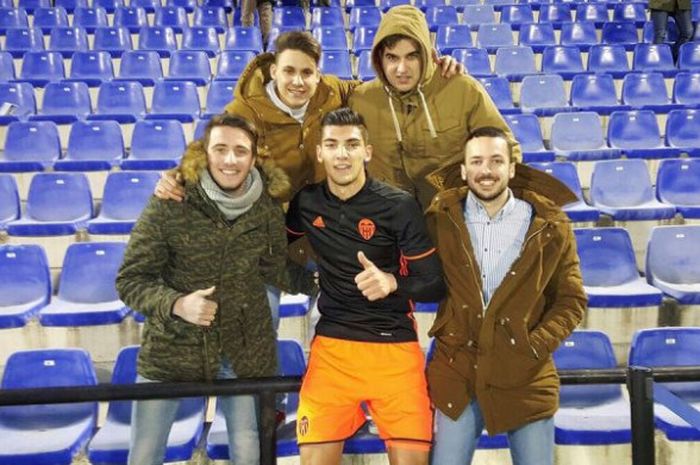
[446,207,486,312]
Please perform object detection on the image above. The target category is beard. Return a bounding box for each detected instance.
[468,176,508,202]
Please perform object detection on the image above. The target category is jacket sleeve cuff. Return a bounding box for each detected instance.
[158,289,187,323]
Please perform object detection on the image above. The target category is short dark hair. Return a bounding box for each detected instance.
[274,31,322,65]
[466,126,515,162]
[203,114,258,157]
[376,33,420,56]
[320,108,370,144]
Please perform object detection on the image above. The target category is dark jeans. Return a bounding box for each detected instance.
[651,8,695,61]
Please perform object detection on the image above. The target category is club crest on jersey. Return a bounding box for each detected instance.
[358,218,376,240]
[299,416,310,436]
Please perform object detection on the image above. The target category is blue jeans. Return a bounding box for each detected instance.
[651,8,694,60]
[266,285,281,333]
[431,399,554,465]
[128,359,259,465]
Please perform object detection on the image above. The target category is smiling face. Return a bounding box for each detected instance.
[461,135,515,205]
[317,125,372,199]
[206,126,256,195]
[269,49,321,109]
[380,38,422,93]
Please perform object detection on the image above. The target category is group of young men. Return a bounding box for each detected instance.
[117,5,587,465]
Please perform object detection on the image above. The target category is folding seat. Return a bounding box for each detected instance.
[462,5,496,31]
[501,5,535,29]
[575,3,609,27]
[666,109,700,157]
[435,25,472,55]
[67,50,114,87]
[113,6,148,33]
[0,82,35,124]
[550,111,620,161]
[519,74,571,116]
[541,45,585,79]
[503,113,555,162]
[476,23,514,53]
[570,73,626,115]
[0,0,12,7]
[649,223,700,306]
[273,6,306,29]
[352,25,378,55]
[203,0,234,13]
[55,120,124,171]
[215,50,256,81]
[131,0,161,13]
[0,174,19,228]
[608,109,680,159]
[17,0,47,11]
[310,7,344,28]
[4,27,44,58]
[88,171,159,235]
[348,6,381,32]
[621,72,678,112]
[587,44,631,78]
[518,22,556,53]
[56,0,88,13]
[193,117,210,140]
[601,21,639,51]
[452,0,480,13]
[416,0,445,12]
[612,3,647,27]
[71,7,108,33]
[528,161,599,222]
[345,0,376,12]
[633,43,677,77]
[31,81,91,124]
[167,50,212,85]
[0,121,60,172]
[91,80,147,123]
[673,71,700,106]
[312,26,348,51]
[478,76,516,113]
[356,49,375,81]
[266,26,297,52]
[166,0,196,13]
[204,79,236,117]
[319,51,353,80]
[379,0,411,13]
[154,6,189,33]
[494,45,538,81]
[193,5,229,32]
[32,6,69,34]
[0,244,50,328]
[678,42,700,72]
[18,50,65,86]
[92,26,133,58]
[224,26,263,53]
[656,158,700,219]
[149,80,201,122]
[48,26,89,58]
[138,26,178,58]
[539,3,572,28]
[116,50,163,86]
[560,21,598,51]
[88,346,206,465]
[0,8,28,33]
[122,119,187,170]
[0,349,98,465]
[425,5,458,32]
[452,48,492,77]
[0,51,15,81]
[93,0,124,13]
[183,26,221,57]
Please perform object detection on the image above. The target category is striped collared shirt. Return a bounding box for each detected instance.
[465,189,532,308]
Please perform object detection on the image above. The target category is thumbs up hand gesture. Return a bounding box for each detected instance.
[173,286,218,326]
[355,251,398,301]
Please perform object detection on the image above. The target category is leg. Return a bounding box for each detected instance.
[431,400,483,465]
[258,0,273,46]
[650,9,670,44]
[387,443,429,465]
[240,0,255,27]
[507,416,555,465]
[299,442,344,465]
[672,9,695,60]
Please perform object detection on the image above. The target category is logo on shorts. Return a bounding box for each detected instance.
[358,218,376,240]
[313,216,326,228]
[299,416,310,436]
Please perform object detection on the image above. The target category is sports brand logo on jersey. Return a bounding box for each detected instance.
[298,416,310,436]
[358,218,376,240]
[312,216,326,228]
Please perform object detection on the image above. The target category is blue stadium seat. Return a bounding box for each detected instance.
[478,76,516,113]
[91,80,147,123]
[550,111,620,161]
[352,25,378,55]
[6,172,93,236]
[560,21,598,51]
[72,7,108,33]
[88,346,206,465]
[310,6,344,28]
[273,6,306,29]
[131,0,160,13]
[462,5,496,30]
[193,117,210,140]
[608,110,680,159]
[518,22,556,53]
[575,3,609,27]
[0,348,98,465]
[203,0,234,12]
[319,51,353,80]
[138,26,178,58]
[476,23,514,52]
[379,0,410,13]
[32,6,69,33]
[215,50,256,81]
[587,44,631,78]
[92,26,132,58]
[0,51,14,81]
[678,42,700,72]
[425,5,458,32]
[48,26,89,58]
[643,19,680,45]
[18,50,65,87]
[633,43,677,77]
[356,50,375,81]
[528,161,600,221]
[0,120,60,172]
[149,80,201,122]
[435,25,472,55]
[416,0,445,12]
[167,0,196,13]
[183,26,221,56]
[500,5,534,28]
[629,328,700,439]
[122,119,187,170]
[56,120,124,171]
[193,6,228,32]
[204,80,235,117]
[167,50,212,85]
[612,2,647,26]
[154,6,189,33]
[553,330,631,445]
[0,8,29,32]
[348,6,380,32]
[590,159,676,221]
[541,45,586,79]
[39,242,129,326]
[0,81,35,123]
[666,109,700,157]
[503,113,555,162]
[67,50,114,87]
[656,158,700,219]
[113,6,148,33]
[539,3,572,28]
[519,74,572,116]
[266,26,297,52]
[224,26,263,53]
[4,27,44,58]
[345,0,375,12]
[31,81,91,124]
[0,174,19,228]
[570,73,626,115]
[621,71,677,112]
[312,26,348,51]
[0,244,50,328]
[88,171,159,234]
[494,45,537,81]
[452,48,492,77]
[18,0,50,11]
[452,0,480,13]
[601,21,639,51]
[673,71,700,106]
[574,227,664,307]
[93,0,124,13]
[56,0,88,13]
[116,50,163,86]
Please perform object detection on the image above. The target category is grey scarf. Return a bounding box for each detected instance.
[199,167,263,221]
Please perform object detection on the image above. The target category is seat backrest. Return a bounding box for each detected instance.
[463,4,495,25]
[633,43,675,71]
[518,22,556,47]
[477,22,514,48]
[348,6,381,29]
[520,74,567,111]
[678,42,700,71]
[0,243,50,307]
[575,3,608,23]
[504,113,545,152]
[656,158,700,206]
[570,73,617,107]
[673,71,700,105]
[310,6,344,27]
[137,26,177,53]
[73,7,109,29]
[574,227,641,286]
[608,109,664,150]
[647,225,700,286]
[168,49,211,79]
[92,26,132,54]
[4,27,45,55]
[193,5,228,28]
[100,170,159,220]
[154,6,188,29]
[494,45,537,76]
[33,6,68,31]
[319,51,353,79]
[151,80,201,115]
[560,20,598,47]
[41,81,91,117]
[95,80,147,117]
[118,50,162,80]
[551,111,608,152]
[601,21,638,45]
[665,108,700,148]
[478,76,514,109]
[20,50,65,81]
[70,50,114,81]
[183,26,220,54]
[58,242,126,303]
[206,80,237,115]
[49,26,89,52]
[0,174,19,225]
[130,119,187,161]
[216,50,256,79]
[26,172,93,222]
[66,119,124,162]
[4,120,60,163]
[277,339,306,414]
[613,2,646,22]
[113,6,148,30]
[452,47,491,76]
[539,3,572,23]
[621,71,671,106]
[0,82,36,117]
[501,4,534,24]
[224,26,262,53]
[542,45,584,74]
[272,6,305,27]
[588,44,630,74]
[590,158,655,208]
[529,161,584,200]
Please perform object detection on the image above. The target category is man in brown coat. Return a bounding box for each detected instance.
[424,127,587,465]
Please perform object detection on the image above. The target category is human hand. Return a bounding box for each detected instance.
[172,286,217,326]
[354,251,397,301]
[432,48,465,78]
[154,170,185,202]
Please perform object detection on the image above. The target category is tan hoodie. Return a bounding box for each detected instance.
[349,5,522,209]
